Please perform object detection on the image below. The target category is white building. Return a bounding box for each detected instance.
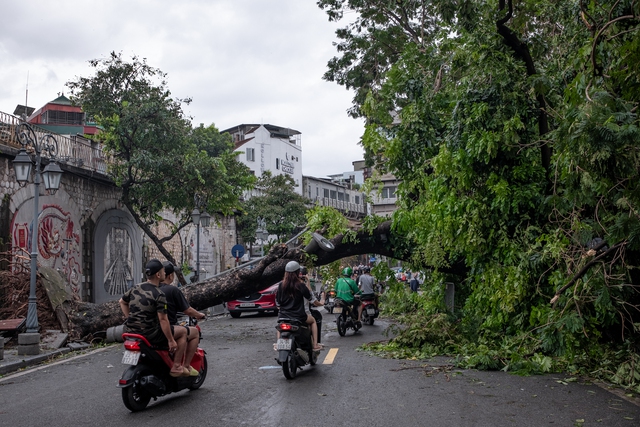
[223,123,303,194]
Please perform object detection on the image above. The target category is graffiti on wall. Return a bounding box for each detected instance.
[103,227,134,295]
[12,203,82,295]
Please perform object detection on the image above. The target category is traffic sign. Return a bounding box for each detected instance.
[231,244,245,259]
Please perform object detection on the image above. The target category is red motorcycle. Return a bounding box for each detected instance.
[117,320,208,411]
[360,293,380,325]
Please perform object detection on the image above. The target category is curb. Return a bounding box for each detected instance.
[0,347,72,376]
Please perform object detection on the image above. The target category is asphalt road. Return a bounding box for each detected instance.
[0,310,639,427]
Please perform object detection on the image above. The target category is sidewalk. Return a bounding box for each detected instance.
[0,331,89,376]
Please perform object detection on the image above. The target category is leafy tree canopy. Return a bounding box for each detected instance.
[319,0,640,390]
[237,171,308,244]
[66,52,255,279]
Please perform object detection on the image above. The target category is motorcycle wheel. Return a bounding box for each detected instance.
[361,310,370,325]
[337,313,347,336]
[187,355,208,390]
[121,369,151,412]
[282,351,297,379]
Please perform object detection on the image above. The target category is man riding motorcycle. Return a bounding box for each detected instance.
[334,267,362,327]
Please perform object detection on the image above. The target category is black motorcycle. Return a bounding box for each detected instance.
[274,310,323,380]
[334,297,362,336]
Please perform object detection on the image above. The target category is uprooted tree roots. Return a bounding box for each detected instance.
[0,270,61,334]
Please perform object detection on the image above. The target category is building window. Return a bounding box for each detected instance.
[330,190,337,200]
[324,189,329,198]
[276,158,280,169]
[355,195,360,204]
[382,186,397,199]
[338,192,344,201]
[345,194,350,203]
[246,148,255,162]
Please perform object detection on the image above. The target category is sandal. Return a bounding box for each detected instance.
[188,366,199,376]
[169,369,185,377]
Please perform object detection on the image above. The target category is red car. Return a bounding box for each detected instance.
[227,283,279,318]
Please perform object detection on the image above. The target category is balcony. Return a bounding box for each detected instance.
[0,110,107,175]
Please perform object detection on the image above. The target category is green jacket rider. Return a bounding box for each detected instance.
[335,269,360,303]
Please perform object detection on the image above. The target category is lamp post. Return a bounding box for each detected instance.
[190,197,211,283]
[12,123,63,354]
[256,220,269,258]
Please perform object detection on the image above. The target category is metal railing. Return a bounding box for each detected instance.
[0,110,108,175]
[310,197,366,215]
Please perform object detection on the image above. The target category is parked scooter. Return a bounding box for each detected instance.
[334,297,362,336]
[118,318,208,411]
[274,310,323,379]
[360,293,380,325]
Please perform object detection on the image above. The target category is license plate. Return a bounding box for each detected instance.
[121,350,140,365]
[367,308,376,315]
[328,298,334,303]
[240,303,256,308]
[276,339,291,350]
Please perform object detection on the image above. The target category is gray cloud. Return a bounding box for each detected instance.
[0,0,364,177]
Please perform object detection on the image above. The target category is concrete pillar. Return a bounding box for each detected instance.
[445,282,455,313]
[17,332,40,356]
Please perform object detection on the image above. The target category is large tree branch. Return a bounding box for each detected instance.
[59,220,465,339]
[550,241,626,306]
[496,0,552,175]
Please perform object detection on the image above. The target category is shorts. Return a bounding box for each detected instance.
[146,327,169,348]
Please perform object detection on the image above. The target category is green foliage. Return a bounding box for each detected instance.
[237,171,308,243]
[321,1,640,391]
[305,206,358,244]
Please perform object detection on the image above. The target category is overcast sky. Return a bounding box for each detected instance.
[0,0,364,178]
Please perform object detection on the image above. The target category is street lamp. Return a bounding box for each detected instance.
[256,222,269,257]
[190,198,211,283]
[12,122,63,353]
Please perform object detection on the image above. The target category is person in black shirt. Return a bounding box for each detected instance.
[159,262,206,377]
[276,261,324,350]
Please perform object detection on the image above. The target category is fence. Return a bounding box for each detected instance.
[0,111,107,175]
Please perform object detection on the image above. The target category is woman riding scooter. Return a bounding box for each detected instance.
[276,261,324,351]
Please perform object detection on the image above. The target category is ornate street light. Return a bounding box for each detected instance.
[190,196,211,283]
[12,122,63,352]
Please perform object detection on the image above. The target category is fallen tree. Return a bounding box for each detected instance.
[57,221,425,340]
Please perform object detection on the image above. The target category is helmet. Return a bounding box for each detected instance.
[342,267,353,276]
[285,261,301,272]
[363,266,370,273]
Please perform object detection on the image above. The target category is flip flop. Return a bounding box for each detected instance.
[170,369,184,377]
[188,366,199,376]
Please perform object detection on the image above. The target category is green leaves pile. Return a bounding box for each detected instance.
[319,1,640,390]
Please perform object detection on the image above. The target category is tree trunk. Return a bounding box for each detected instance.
[58,221,462,340]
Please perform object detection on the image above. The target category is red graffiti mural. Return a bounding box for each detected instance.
[11,203,82,295]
